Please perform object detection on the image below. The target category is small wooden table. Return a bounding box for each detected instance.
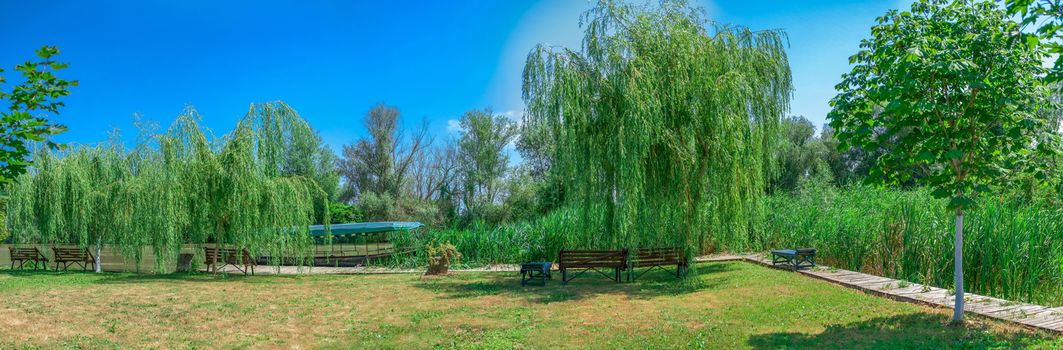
[520,262,552,286]
[770,248,817,271]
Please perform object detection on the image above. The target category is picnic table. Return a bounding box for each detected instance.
[520,262,552,286]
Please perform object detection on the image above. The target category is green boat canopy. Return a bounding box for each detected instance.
[307,222,423,237]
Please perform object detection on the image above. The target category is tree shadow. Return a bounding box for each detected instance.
[0,269,299,285]
[412,261,736,304]
[91,271,302,284]
[746,313,1061,350]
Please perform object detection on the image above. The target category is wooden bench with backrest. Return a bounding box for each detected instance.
[9,247,47,270]
[628,246,689,281]
[204,247,256,275]
[52,247,95,271]
[557,249,627,283]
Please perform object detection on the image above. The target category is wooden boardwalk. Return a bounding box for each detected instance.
[696,253,1063,333]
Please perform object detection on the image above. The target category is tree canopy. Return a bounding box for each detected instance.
[830,0,1057,211]
[522,0,792,254]
[0,46,78,183]
[457,108,519,220]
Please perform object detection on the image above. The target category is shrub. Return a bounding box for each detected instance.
[425,241,461,275]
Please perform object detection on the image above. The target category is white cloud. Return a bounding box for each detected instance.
[446,119,463,134]
[500,109,524,126]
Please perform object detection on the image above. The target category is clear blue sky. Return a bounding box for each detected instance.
[1,0,905,152]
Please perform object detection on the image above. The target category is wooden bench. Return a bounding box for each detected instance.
[204,247,256,275]
[9,247,47,270]
[771,248,817,271]
[558,249,627,283]
[52,247,95,271]
[628,247,689,281]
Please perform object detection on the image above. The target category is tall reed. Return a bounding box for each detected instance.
[753,185,1062,306]
[405,185,1062,306]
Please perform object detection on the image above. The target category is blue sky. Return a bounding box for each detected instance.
[1,0,905,152]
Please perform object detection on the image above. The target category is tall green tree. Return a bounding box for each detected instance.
[456,109,519,220]
[772,116,834,193]
[829,0,1058,322]
[339,104,431,202]
[0,46,78,183]
[523,0,791,253]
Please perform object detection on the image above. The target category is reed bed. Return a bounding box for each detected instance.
[755,185,1062,306]
[402,186,1062,306]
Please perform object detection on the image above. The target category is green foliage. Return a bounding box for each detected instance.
[0,194,8,243]
[456,108,519,220]
[327,201,362,224]
[393,207,581,266]
[0,46,78,183]
[522,0,791,254]
[1007,0,1063,81]
[830,0,1059,211]
[412,185,1063,306]
[239,101,341,201]
[425,241,461,275]
[5,103,330,271]
[772,116,835,193]
[340,103,431,201]
[755,185,1063,306]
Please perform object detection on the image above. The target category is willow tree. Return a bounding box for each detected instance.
[522,0,791,255]
[6,143,148,272]
[238,101,340,202]
[6,102,330,272]
[159,104,329,267]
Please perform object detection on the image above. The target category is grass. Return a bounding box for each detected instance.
[0,262,1059,349]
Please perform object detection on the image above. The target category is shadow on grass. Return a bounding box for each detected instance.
[412,261,736,304]
[747,313,1062,350]
[0,269,301,285]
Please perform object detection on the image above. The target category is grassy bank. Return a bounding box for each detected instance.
[1,261,1058,349]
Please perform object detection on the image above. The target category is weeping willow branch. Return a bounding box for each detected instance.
[5,102,330,272]
[522,0,792,255]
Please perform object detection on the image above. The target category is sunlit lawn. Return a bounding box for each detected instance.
[0,261,1058,349]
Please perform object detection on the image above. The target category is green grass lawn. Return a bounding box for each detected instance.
[0,261,1058,349]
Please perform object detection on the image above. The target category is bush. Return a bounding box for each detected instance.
[327,201,362,224]
[425,241,461,275]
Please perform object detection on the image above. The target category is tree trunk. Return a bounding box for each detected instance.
[94,239,102,273]
[952,211,964,323]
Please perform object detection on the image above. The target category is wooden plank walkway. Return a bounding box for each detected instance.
[695,253,1063,334]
